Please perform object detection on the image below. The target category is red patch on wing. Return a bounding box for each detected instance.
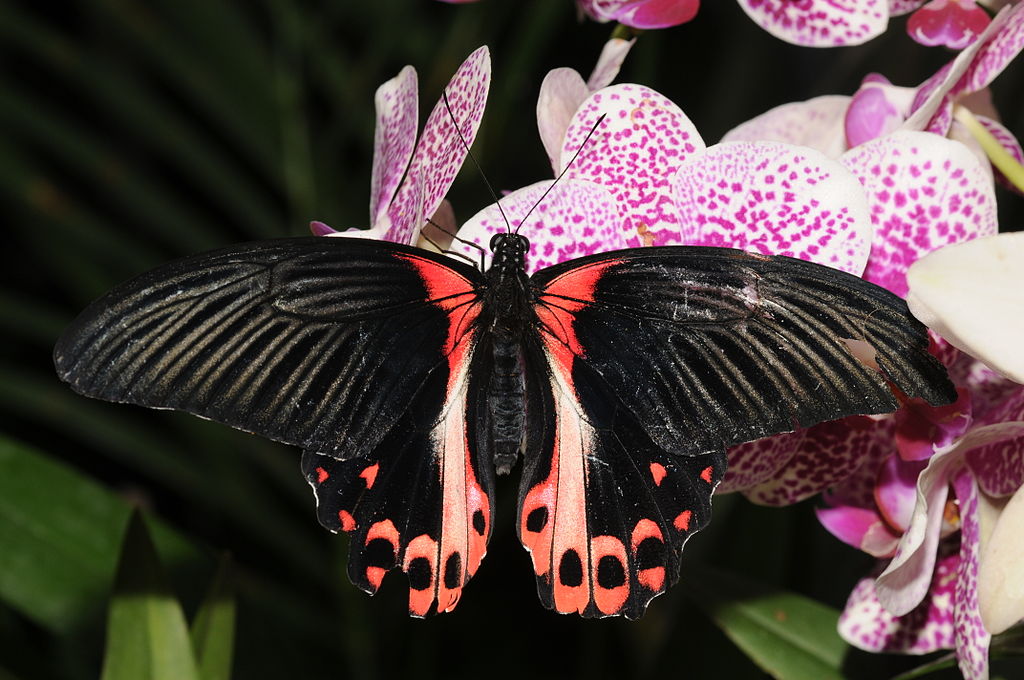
[631,520,666,592]
[315,466,330,483]
[360,463,379,489]
[591,535,629,616]
[700,466,714,484]
[338,510,356,532]
[674,510,693,532]
[365,519,400,591]
[397,253,481,393]
[649,462,667,486]
[535,260,619,377]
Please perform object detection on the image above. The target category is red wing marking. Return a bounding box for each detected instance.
[315,467,330,483]
[365,519,400,591]
[338,510,356,533]
[631,520,666,592]
[591,535,629,616]
[360,463,379,489]
[535,259,619,372]
[649,462,667,486]
[397,253,481,393]
[674,510,692,532]
[700,466,714,484]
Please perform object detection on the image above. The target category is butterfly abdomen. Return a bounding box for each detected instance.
[488,327,526,475]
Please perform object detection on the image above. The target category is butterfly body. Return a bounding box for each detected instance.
[55,235,956,619]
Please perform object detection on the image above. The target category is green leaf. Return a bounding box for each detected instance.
[889,653,957,680]
[0,436,197,634]
[100,510,201,680]
[686,564,848,680]
[190,554,236,680]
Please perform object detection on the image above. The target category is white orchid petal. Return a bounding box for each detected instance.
[720,96,851,158]
[586,37,635,92]
[537,68,590,175]
[979,481,1024,634]
[906,233,1024,383]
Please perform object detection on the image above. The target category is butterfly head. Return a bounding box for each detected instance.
[488,233,530,271]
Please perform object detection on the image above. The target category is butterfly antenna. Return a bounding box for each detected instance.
[420,230,479,268]
[424,216,487,270]
[515,113,607,235]
[442,90,513,234]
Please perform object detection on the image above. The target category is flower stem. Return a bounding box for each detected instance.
[954,106,1024,193]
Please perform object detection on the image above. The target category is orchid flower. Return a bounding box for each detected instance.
[724,3,1024,193]
[312,46,491,249]
[820,354,1024,680]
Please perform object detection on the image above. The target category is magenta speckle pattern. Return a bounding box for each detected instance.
[720,431,805,493]
[839,552,957,653]
[559,84,704,247]
[737,0,889,47]
[745,417,890,506]
[388,47,491,244]
[951,470,991,680]
[370,66,418,228]
[674,141,871,274]
[958,2,1024,97]
[840,131,997,297]
[454,179,626,274]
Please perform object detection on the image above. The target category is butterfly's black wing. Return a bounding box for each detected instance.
[517,246,955,619]
[55,237,495,615]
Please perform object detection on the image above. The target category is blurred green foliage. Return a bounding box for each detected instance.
[1,1,1021,679]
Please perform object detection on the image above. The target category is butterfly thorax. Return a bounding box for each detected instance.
[483,233,534,475]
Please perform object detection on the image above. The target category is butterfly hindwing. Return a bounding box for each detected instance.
[55,236,496,614]
[518,338,726,618]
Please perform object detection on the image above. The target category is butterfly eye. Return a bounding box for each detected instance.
[489,233,504,251]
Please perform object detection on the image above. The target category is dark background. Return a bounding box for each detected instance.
[1,1,1022,679]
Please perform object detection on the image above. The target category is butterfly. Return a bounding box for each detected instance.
[53,231,956,619]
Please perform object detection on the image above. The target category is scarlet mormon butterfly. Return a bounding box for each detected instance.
[54,219,956,618]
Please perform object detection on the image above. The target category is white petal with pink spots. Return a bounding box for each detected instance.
[839,553,957,654]
[560,84,705,247]
[840,131,997,297]
[673,141,872,274]
[370,65,418,228]
[388,46,491,245]
[736,0,890,47]
[951,470,991,680]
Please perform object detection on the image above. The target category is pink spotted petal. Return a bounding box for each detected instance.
[951,469,991,680]
[817,506,901,556]
[978,482,1024,634]
[840,131,998,297]
[454,179,627,274]
[388,46,491,244]
[586,38,635,92]
[721,95,851,159]
[673,141,872,274]
[876,455,929,532]
[845,80,916,148]
[537,68,591,175]
[370,65,418,227]
[894,389,973,462]
[907,0,992,50]
[561,84,705,247]
[416,199,458,253]
[736,0,890,47]
[907,5,1024,131]
[874,443,961,616]
[956,2,1024,97]
[839,553,958,654]
[745,417,889,506]
[310,220,336,236]
[965,421,1024,497]
[720,431,804,494]
[975,114,1024,194]
[906,233,1024,384]
[824,417,897,510]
